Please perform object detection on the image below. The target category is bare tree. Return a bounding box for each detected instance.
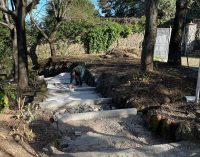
[141,0,159,72]
[0,0,39,90]
[30,0,71,59]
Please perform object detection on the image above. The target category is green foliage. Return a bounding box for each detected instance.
[56,19,143,53]
[0,82,16,113]
[2,84,16,100]
[0,25,13,74]
[132,16,146,33]
[43,0,96,36]
[120,24,132,38]
[0,92,9,113]
[87,21,122,53]
[98,0,145,17]
[158,0,176,26]
[57,20,92,43]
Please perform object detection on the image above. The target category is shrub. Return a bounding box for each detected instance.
[120,24,132,38]
[86,21,128,53]
[0,92,9,113]
[57,20,92,43]
[0,25,13,74]
[55,19,144,53]
[0,83,16,113]
[132,16,146,33]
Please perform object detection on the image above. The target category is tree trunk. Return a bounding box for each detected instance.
[16,0,29,89]
[11,27,18,82]
[168,0,188,66]
[141,0,158,72]
[49,40,56,59]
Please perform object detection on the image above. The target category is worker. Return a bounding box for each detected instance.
[70,65,85,86]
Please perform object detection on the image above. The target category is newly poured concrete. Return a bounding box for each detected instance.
[40,72,199,157]
[40,73,112,111]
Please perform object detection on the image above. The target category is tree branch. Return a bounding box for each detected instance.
[0,5,16,17]
[0,21,14,30]
[1,0,10,24]
[26,0,40,14]
[29,13,50,42]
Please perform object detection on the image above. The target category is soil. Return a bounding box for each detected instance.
[0,49,200,156]
[45,52,199,128]
[0,109,57,157]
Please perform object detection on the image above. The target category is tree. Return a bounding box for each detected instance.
[0,1,18,81]
[141,0,159,72]
[30,0,71,59]
[98,0,176,27]
[0,0,40,90]
[0,17,12,75]
[30,0,96,59]
[168,0,188,66]
[98,0,145,17]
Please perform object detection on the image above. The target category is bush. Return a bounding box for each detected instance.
[55,19,144,53]
[120,24,132,38]
[0,92,9,113]
[0,25,13,74]
[132,16,146,33]
[0,83,16,113]
[57,20,92,43]
[86,21,136,53]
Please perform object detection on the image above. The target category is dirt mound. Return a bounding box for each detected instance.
[102,48,140,59]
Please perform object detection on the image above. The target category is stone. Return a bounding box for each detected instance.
[162,96,171,104]
[74,131,82,136]
[146,110,157,126]
[104,55,112,58]
[48,144,57,154]
[112,106,116,110]
[13,134,21,142]
[175,122,193,141]
[149,113,162,132]
[195,124,200,139]
[160,118,172,139]
[59,109,66,115]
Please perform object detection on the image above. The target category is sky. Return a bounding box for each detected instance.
[33,0,100,20]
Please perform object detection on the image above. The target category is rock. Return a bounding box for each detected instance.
[175,122,193,141]
[195,124,200,140]
[196,110,200,118]
[162,96,171,104]
[74,131,82,136]
[146,110,157,125]
[48,143,57,154]
[104,55,112,58]
[13,134,21,142]
[42,146,49,153]
[160,119,172,139]
[112,106,116,110]
[58,136,72,150]
[59,109,66,115]
[138,112,143,117]
[149,113,162,132]
[93,108,99,112]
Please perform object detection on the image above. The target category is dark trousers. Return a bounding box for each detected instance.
[75,75,82,86]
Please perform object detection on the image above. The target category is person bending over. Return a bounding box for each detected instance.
[70,65,85,86]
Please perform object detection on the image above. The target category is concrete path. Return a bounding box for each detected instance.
[52,141,200,157]
[40,72,200,156]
